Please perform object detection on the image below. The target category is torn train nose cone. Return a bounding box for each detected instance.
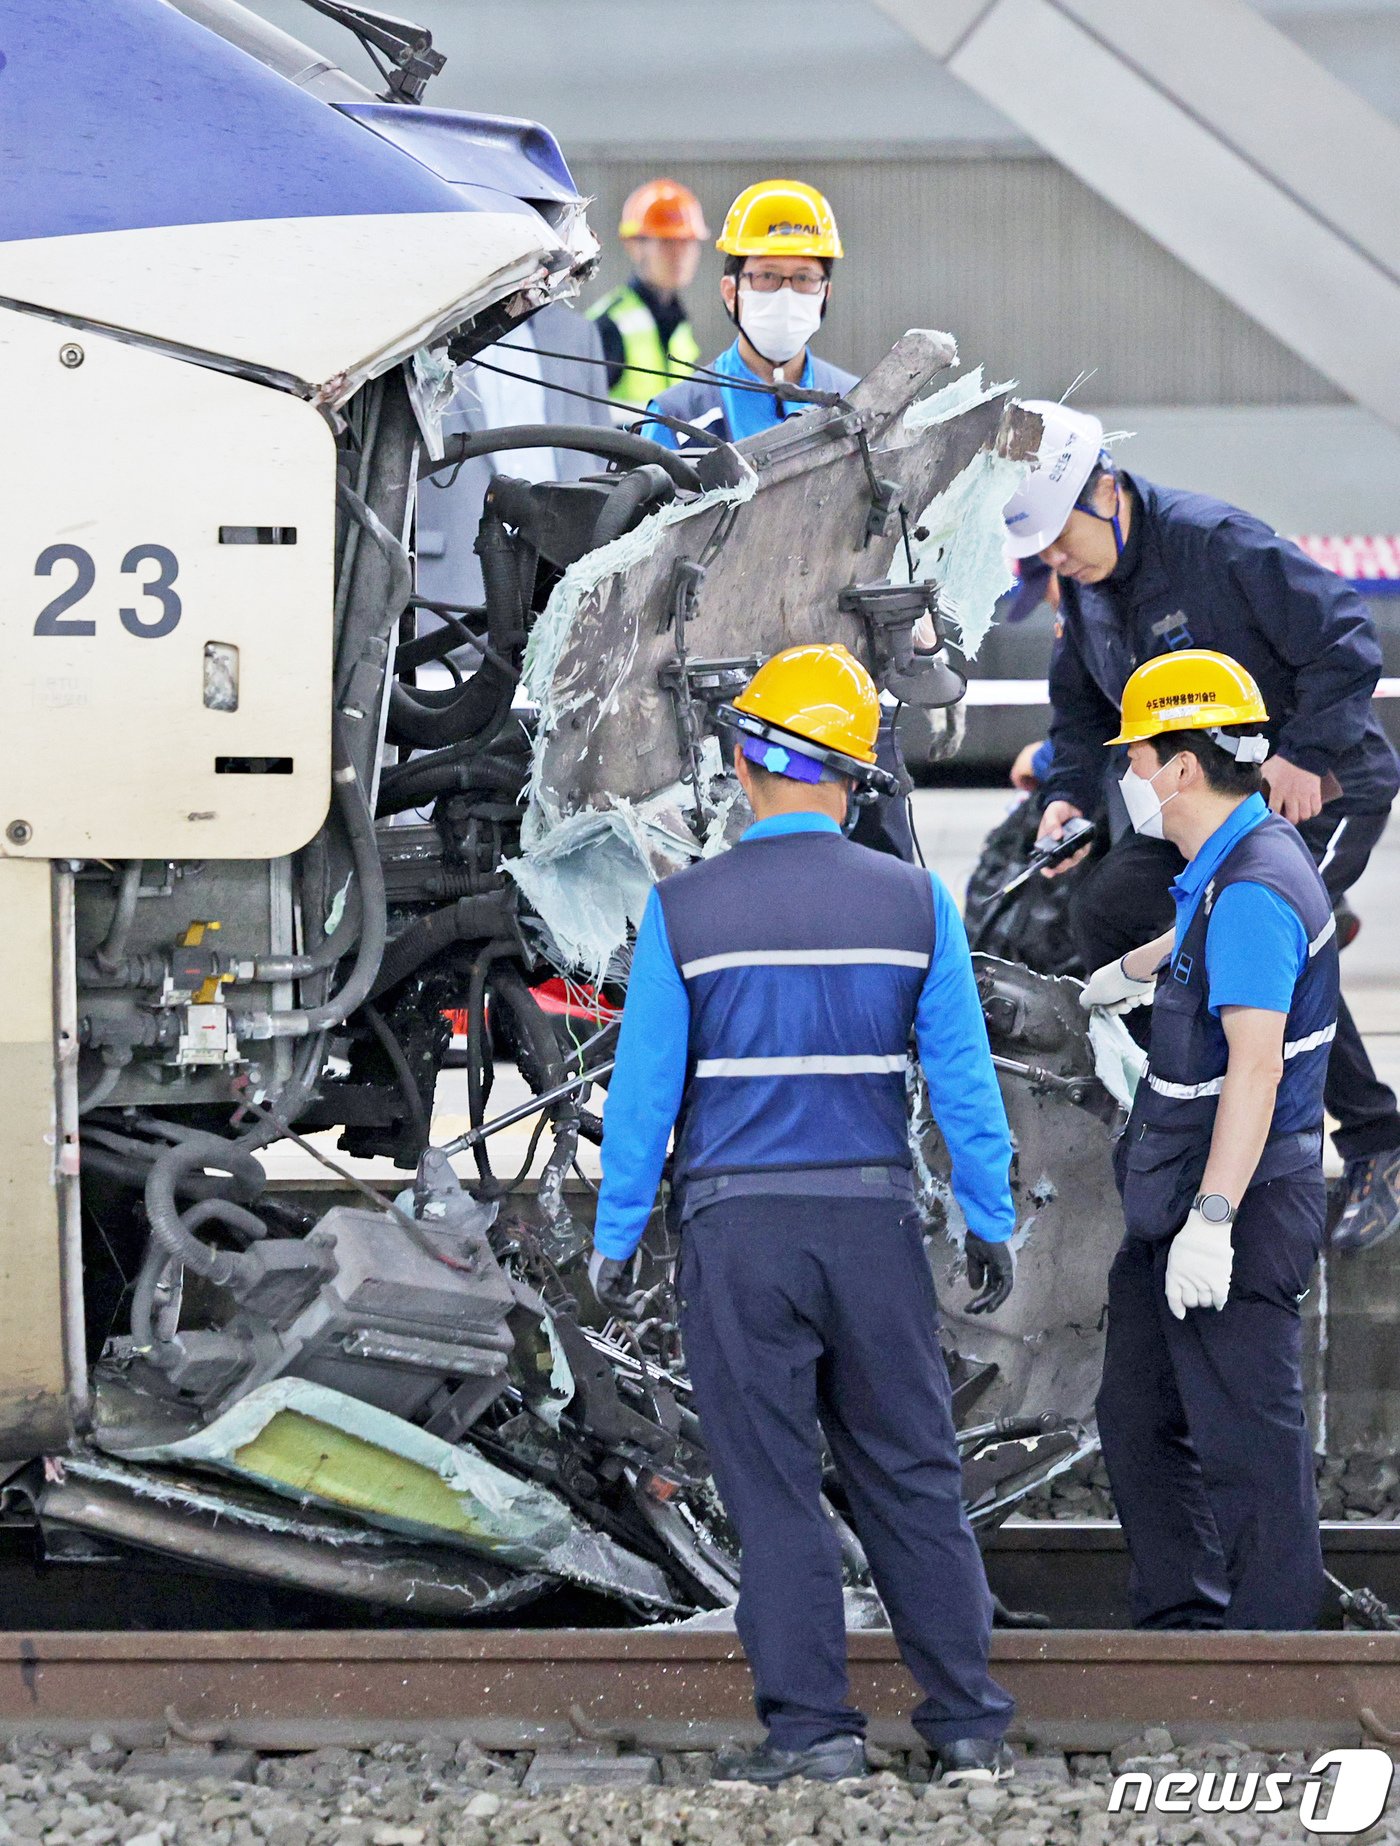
[918,955,1125,1509]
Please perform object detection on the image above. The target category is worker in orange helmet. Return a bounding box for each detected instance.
[588,179,708,409]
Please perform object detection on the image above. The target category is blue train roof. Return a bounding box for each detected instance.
[0,0,577,245]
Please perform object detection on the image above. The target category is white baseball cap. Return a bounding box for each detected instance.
[1003,401,1107,559]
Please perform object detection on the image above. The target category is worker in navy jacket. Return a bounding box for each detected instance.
[589,645,1017,1791]
[1004,400,1400,1252]
[1081,651,1338,1629]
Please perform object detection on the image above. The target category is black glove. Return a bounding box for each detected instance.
[965,1233,1015,1314]
[588,1248,635,1316]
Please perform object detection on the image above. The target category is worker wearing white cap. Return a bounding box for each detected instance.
[1002,400,1400,1253]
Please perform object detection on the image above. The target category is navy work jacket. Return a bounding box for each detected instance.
[1042,472,1400,821]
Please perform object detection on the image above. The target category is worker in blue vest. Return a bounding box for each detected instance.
[642,183,915,864]
[1005,400,1400,1253]
[588,180,707,412]
[1084,650,1338,1630]
[588,644,1017,1788]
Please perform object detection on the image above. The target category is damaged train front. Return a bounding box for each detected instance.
[0,0,726,1621]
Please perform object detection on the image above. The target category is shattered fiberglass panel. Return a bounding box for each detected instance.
[917,960,1125,1433]
[508,332,1039,977]
[115,1377,678,1606]
[892,367,1027,659]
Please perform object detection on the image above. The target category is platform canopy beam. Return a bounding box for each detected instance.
[872,0,1400,429]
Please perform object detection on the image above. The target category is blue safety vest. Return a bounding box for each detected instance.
[1117,812,1339,1240]
[642,344,858,449]
[655,828,934,1185]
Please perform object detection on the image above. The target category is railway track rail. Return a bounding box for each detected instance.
[4,1627,1400,1755]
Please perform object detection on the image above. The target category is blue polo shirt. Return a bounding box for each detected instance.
[1170,792,1309,1017]
[640,341,820,448]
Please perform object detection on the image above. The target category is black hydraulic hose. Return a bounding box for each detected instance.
[590,463,677,550]
[367,893,515,1000]
[363,1002,430,1150]
[377,721,530,811]
[92,862,142,975]
[385,505,524,750]
[143,1134,267,1287]
[463,945,510,1187]
[387,671,505,749]
[421,425,703,495]
[129,1198,269,1355]
[80,1131,249,1201]
[375,753,525,817]
[395,605,486,672]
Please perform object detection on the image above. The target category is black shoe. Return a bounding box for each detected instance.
[713,1734,867,1786]
[1330,1146,1400,1253]
[990,1591,1051,1630]
[930,1737,1015,1786]
[1334,898,1361,951]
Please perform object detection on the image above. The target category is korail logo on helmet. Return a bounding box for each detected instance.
[766,219,820,237]
[1108,1749,1395,1834]
[1046,441,1079,484]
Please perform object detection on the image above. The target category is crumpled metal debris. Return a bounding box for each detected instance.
[509,332,1039,978]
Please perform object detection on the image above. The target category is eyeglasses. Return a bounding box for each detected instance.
[738,269,828,295]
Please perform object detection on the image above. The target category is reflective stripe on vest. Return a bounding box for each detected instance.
[589,286,701,407]
[694,1053,911,1079]
[656,831,936,1181]
[1144,1021,1338,1100]
[680,948,929,978]
[1135,812,1338,1139]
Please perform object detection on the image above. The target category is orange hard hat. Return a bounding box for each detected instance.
[618,179,709,242]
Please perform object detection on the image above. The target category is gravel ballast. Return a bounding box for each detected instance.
[0,1731,1396,1844]
[1021,1450,1400,1522]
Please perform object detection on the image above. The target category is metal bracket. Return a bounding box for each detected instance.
[838,580,967,708]
[851,420,902,543]
[661,557,706,637]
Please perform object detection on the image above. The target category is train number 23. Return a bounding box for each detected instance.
[33,544,182,640]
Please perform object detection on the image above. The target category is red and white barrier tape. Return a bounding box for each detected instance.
[964,678,1400,706]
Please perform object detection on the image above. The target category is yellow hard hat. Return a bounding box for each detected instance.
[716,180,843,259]
[729,644,879,767]
[1108,649,1270,746]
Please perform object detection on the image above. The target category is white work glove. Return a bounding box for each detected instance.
[1163,1208,1234,1320]
[1079,956,1155,1015]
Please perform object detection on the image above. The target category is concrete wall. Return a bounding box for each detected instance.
[574,151,1341,407]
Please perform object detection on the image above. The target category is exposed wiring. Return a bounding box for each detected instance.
[462,355,740,455]
[492,338,845,412]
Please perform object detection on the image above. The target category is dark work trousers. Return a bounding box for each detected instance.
[1096,1167,1327,1629]
[677,1194,1014,1750]
[849,714,916,863]
[1070,811,1400,1156]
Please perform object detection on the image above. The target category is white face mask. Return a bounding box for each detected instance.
[738,287,825,366]
[1120,756,1181,838]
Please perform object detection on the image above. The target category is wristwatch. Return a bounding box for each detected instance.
[1193,1192,1236,1225]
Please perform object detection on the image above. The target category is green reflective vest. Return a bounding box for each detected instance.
[588,284,701,408]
